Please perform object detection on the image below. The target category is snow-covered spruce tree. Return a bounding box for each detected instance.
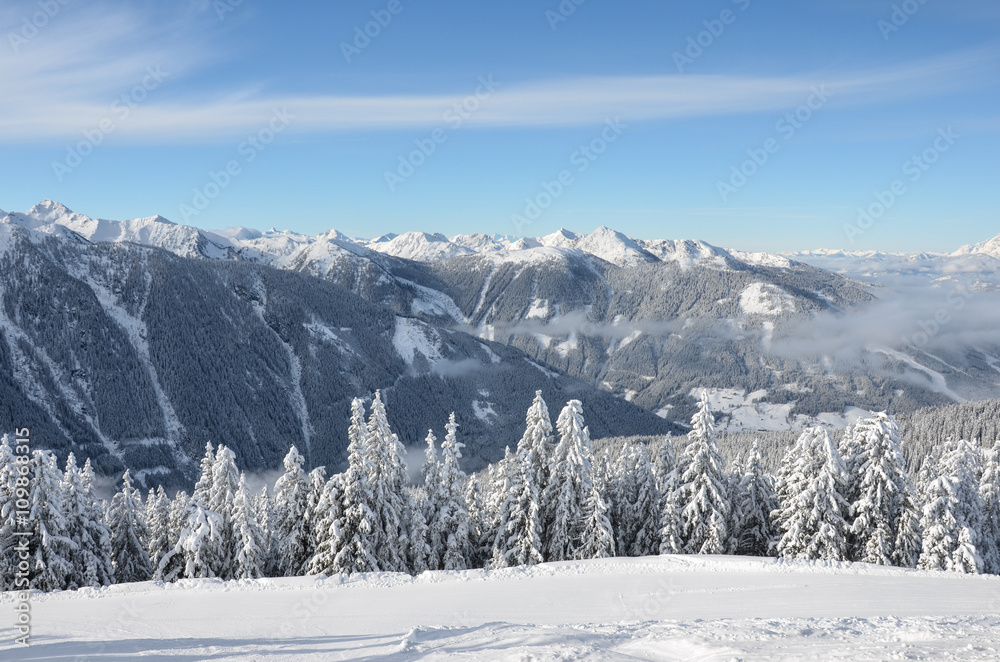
[28,450,76,591]
[403,484,430,574]
[491,446,544,568]
[980,441,1000,575]
[270,445,310,577]
[145,486,172,573]
[725,454,747,555]
[918,473,960,572]
[919,440,985,574]
[422,429,445,570]
[438,413,471,570]
[107,469,153,584]
[773,427,851,562]
[366,391,410,573]
[541,400,613,561]
[156,490,191,581]
[192,441,216,505]
[208,445,241,579]
[464,473,490,569]
[849,413,921,567]
[735,442,778,557]
[517,390,555,507]
[161,502,224,580]
[253,486,272,571]
[655,437,683,555]
[307,473,345,576]
[677,392,730,555]
[0,435,19,590]
[330,398,379,574]
[62,455,113,588]
[298,467,328,575]
[232,473,265,579]
[608,444,660,557]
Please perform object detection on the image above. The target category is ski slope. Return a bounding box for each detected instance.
[4,555,1000,660]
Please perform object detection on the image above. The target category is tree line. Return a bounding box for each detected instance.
[2,389,999,592]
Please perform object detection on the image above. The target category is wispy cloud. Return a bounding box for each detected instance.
[3,3,999,142]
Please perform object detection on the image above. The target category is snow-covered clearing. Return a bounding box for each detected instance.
[6,555,1000,660]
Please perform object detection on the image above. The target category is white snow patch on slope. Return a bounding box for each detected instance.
[472,399,497,424]
[694,387,867,432]
[524,298,549,320]
[739,282,795,316]
[393,317,445,366]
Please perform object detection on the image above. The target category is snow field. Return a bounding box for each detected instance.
[5,555,1000,661]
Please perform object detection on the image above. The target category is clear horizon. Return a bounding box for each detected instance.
[2,1,998,253]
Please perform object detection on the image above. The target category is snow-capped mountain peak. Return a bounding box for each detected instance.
[953,233,1000,258]
[366,231,474,261]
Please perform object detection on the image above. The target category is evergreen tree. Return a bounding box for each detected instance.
[145,486,172,573]
[849,413,920,566]
[0,435,20,590]
[28,451,75,591]
[919,440,985,574]
[439,413,471,570]
[162,502,224,580]
[677,392,730,555]
[422,429,445,570]
[299,467,328,575]
[491,446,544,568]
[541,400,612,561]
[980,441,1000,575]
[331,398,379,574]
[735,442,778,557]
[308,474,346,576]
[62,455,113,588]
[232,473,265,579]
[192,441,216,505]
[773,427,850,562]
[107,470,153,584]
[271,446,310,577]
[403,485,430,574]
[517,390,555,505]
[656,437,683,555]
[366,391,410,573]
[608,445,660,557]
[208,445,241,579]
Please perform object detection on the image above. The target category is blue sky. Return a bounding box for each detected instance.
[1,0,998,252]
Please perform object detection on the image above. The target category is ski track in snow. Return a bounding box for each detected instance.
[6,555,1000,661]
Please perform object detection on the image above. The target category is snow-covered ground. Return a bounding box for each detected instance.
[5,555,1000,660]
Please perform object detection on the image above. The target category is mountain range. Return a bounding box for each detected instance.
[2,200,999,486]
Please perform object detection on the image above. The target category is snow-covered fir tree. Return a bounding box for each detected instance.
[107,469,153,584]
[329,398,379,574]
[655,437,683,555]
[773,427,851,562]
[62,454,113,588]
[849,413,921,567]
[270,445,310,577]
[437,413,471,570]
[366,391,411,573]
[232,473,265,579]
[145,486,172,573]
[919,440,984,574]
[517,390,555,506]
[677,392,730,555]
[491,446,544,568]
[192,441,216,505]
[28,450,76,591]
[735,441,778,557]
[980,441,1000,575]
[607,444,660,557]
[164,502,224,580]
[307,473,345,576]
[422,429,446,570]
[541,400,613,561]
[0,435,19,590]
[208,445,241,579]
